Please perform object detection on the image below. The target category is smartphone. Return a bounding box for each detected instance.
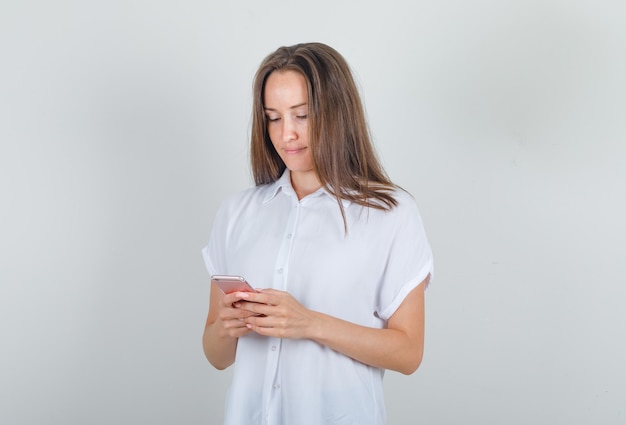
[211,275,257,294]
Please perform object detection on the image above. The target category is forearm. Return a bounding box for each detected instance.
[308,312,424,375]
[240,283,426,373]
[203,320,238,370]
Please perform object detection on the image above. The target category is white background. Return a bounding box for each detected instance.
[1,1,625,424]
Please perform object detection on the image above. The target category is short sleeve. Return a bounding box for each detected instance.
[375,193,433,320]
[201,201,231,277]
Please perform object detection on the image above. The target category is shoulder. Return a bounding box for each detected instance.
[386,188,421,217]
[210,184,273,234]
[218,183,275,214]
[349,188,424,229]
[378,188,428,232]
[390,187,416,206]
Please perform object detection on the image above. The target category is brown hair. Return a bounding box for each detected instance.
[251,42,398,219]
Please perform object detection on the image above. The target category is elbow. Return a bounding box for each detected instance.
[204,347,235,371]
[209,358,233,371]
[401,357,422,375]
[398,348,424,375]
[202,334,235,371]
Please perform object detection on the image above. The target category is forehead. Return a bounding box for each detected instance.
[263,70,308,107]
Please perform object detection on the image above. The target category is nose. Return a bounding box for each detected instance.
[282,118,298,142]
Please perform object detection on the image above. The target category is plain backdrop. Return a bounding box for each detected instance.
[1,1,625,424]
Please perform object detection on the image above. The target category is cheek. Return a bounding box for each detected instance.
[298,122,310,142]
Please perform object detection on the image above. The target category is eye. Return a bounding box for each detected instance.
[296,114,308,120]
[266,116,280,122]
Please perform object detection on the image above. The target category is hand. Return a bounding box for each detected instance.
[216,291,260,338]
[235,289,317,339]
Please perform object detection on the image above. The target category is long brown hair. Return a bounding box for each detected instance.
[251,42,398,219]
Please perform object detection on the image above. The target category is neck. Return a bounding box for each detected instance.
[290,170,322,200]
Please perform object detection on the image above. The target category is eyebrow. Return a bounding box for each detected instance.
[263,102,308,112]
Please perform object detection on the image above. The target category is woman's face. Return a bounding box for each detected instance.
[263,70,314,178]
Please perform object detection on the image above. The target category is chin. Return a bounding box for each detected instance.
[284,162,313,173]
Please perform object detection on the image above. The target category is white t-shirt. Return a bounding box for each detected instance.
[203,170,433,425]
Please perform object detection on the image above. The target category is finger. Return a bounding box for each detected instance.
[224,290,259,305]
[227,326,252,338]
[244,313,284,329]
[245,322,264,335]
[236,300,274,317]
[239,291,284,308]
[222,317,246,328]
[245,321,285,338]
[256,288,281,295]
[219,305,258,323]
[220,292,241,307]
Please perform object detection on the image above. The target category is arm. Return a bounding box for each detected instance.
[239,275,429,375]
[312,280,426,374]
[202,283,258,370]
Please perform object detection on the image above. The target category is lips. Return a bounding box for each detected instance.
[283,146,307,155]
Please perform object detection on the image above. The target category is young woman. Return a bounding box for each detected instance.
[202,42,433,425]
